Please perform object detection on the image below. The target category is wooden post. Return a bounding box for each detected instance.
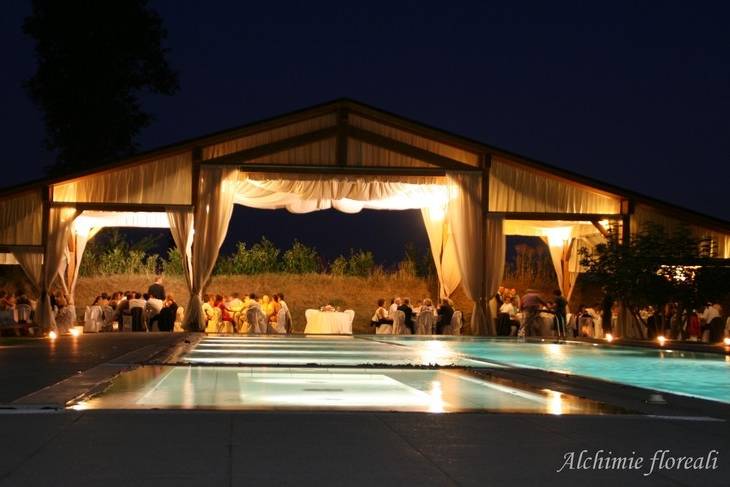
[480,153,492,335]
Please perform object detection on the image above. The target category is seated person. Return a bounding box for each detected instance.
[397,298,416,334]
[156,295,178,332]
[436,299,454,334]
[128,292,146,310]
[55,297,76,334]
[261,295,275,321]
[371,298,392,327]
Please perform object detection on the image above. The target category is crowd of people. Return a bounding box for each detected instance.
[371,296,463,334]
[642,302,730,343]
[75,276,180,332]
[201,292,291,334]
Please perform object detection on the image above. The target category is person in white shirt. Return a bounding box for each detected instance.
[389,297,401,317]
[128,292,146,310]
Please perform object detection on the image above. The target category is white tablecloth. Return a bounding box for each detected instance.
[304,310,353,334]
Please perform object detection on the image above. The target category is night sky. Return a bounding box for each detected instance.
[2,1,729,264]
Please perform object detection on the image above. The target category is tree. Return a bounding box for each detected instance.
[24,0,179,174]
[579,222,727,337]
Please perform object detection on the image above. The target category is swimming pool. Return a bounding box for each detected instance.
[379,337,730,404]
[74,365,621,414]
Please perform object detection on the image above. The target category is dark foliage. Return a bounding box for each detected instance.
[24,0,179,174]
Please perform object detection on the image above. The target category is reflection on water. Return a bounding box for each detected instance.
[79,365,624,414]
[381,337,730,403]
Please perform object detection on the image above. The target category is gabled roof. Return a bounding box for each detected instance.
[2,97,729,232]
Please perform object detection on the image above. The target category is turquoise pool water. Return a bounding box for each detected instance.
[380,337,730,404]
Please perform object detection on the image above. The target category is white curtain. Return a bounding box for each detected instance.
[234,174,448,214]
[52,153,192,205]
[0,190,44,246]
[13,250,43,295]
[184,167,237,330]
[64,226,102,304]
[421,207,461,298]
[167,208,194,294]
[447,172,489,335]
[489,159,621,214]
[34,208,79,331]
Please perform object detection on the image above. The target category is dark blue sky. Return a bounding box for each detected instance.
[2,1,728,263]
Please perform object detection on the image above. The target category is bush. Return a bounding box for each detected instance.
[330,256,348,275]
[215,237,280,275]
[162,248,184,275]
[282,240,320,273]
[348,249,375,276]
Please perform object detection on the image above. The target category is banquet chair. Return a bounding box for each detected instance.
[451,310,463,336]
[272,307,288,334]
[102,305,115,332]
[84,305,104,333]
[245,307,268,334]
[121,312,133,332]
[375,321,393,334]
[415,311,435,335]
[205,307,220,333]
[16,304,32,323]
[130,307,145,331]
[174,306,184,332]
[391,310,407,335]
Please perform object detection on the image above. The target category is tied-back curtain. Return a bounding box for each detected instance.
[421,207,461,298]
[184,167,237,331]
[167,208,194,295]
[447,172,489,335]
[37,208,79,331]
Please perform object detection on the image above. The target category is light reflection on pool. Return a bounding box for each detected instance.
[380,337,730,404]
[78,365,621,414]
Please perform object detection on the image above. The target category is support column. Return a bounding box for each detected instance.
[480,153,493,335]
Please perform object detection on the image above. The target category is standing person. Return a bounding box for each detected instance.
[277,293,291,333]
[552,290,568,339]
[436,298,454,335]
[398,298,416,334]
[520,289,546,337]
[389,297,401,317]
[147,276,165,301]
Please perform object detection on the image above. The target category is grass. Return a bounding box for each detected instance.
[72,273,474,334]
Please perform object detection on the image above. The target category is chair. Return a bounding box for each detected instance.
[204,307,227,333]
[16,304,32,323]
[174,306,185,332]
[102,305,115,332]
[375,322,393,334]
[272,307,288,334]
[121,312,132,332]
[415,311,435,335]
[130,307,144,331]
[84,305,104,333]
[392,310,408,335]
[245,307,268,334]
[451,310,463,336]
